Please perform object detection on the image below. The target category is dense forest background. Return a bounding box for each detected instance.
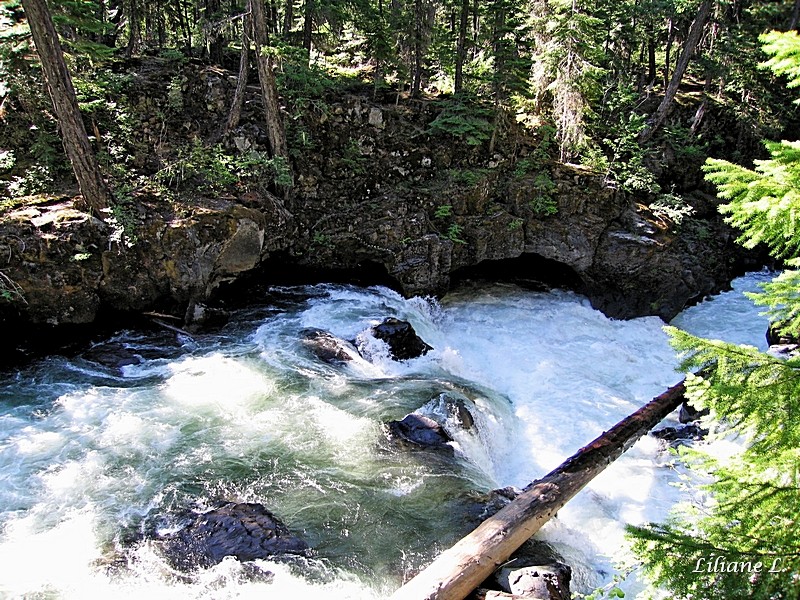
[2,0,800,211]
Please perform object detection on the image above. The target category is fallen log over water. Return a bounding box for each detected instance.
[390,380,687,600]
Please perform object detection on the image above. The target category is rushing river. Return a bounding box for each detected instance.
[0,271,773,599]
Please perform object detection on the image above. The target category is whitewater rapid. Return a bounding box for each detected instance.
[0,271,773,598]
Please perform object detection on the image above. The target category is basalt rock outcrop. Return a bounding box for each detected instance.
[154,502,310,570]
[0,59,759,349]
[371,317,433,360]
[384,413,454,453]
[300,327,360,363]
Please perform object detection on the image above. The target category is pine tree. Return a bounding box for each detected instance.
[628,30,800,600]
[530,0,604,161]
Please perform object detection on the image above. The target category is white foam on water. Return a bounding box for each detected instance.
[0,273,774,598]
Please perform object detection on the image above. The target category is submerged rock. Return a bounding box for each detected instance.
[461,487,520,526]
[652,423,708,444]
[371,318,433,361]
[679,401,710,423]
[300,328,360,363]
[433,391,476,431]
[384,413,453,453]
[155,502,310,570]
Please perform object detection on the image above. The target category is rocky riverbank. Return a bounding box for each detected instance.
[0,59,761,357]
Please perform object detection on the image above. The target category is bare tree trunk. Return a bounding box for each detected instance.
[454,0,469,94]
[639,0,712,143]
[22,0,110,214]
[156,0,166,48]
[225,15,251,134]
[126,0,141,56]
[250,0,289,161]
[471,0,479,58]
[283,0,294,35]
[205,0,226,64]
[269,0,279,33]
[303,0,313,54]
[390,381,687,600]
[791,0,800,31]
[690,72,712,135]
[663,17,673,90]
[411,0,423,96]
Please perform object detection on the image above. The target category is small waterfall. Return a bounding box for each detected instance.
[0,273,772,599]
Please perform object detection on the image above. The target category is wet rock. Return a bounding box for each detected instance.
[767,324,800,357]
[384,413,453,453]
[483,540,572,600]
[768,343,800,358]
[434,392,476,430]
[679,401,709,423]
[185,301,230,330]
[301,328,361,363]
[371,317,432,361]
[767,322,800,346]
[461,487,520,526]
[155,502,310,570]
[652,423,708,444]
[495,562,572,600]
[82,343,143,370]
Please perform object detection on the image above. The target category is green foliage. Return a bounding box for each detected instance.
[760,31,800,95]
[528,195,558,217]
[312,231,331,247]
[664,125,708,161]
[447,168,488,187]
[629,30,800,600]
[527,172,558,216]
[586,85,660,194]
[275,44,354,111]
[446,222,466,244]
[434,204,453,219]
[649,192,695,226]
[428,100,494,146]
[531,0,606,160]
[628,332,800,600]
[167,75,185,112]
[155,141,292,194]
[340,139,368,175]
[704,140,800,258]
[0,269,26,304]
[103,197,139,248]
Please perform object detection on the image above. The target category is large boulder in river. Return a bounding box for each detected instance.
[301,328,361,363]
[371,318,433,360]
[155,502,310,570]
[493,540,572,600]
[384,413,453,453]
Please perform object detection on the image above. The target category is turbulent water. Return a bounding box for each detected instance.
[0,271,773,599]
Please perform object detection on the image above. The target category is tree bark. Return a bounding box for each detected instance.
[454,0,469,93]
[225,13,251,134]
[283,0,294,35]
[663,17,673,90]
[791,0,800,31]
[640,0,712,143]
[204,0,226,64]
[389,381,687,600]
[22,0,110,214]
[250,0,289,161]
[302,0,313,54]
[412,0,423,96]
[647,32,657,85]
